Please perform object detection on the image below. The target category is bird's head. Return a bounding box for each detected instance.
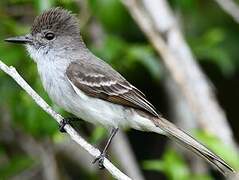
[5,7,83,63]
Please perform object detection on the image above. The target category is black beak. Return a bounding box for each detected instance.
[5,35,32,44]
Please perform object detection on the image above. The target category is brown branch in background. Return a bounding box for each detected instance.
[0,60,131,180]
[40,140,60,180]
[214,0,239,24]
[75,0,92,28]
[112,131,145,180]
[16,133,60,180]
[121,0,237,149]
[165,77,208,173]
[55,136,98,173]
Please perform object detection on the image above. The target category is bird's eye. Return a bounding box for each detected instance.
[45,32,55,40]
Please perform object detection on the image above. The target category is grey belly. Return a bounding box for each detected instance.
[44,75,129,127]
[40,69,155,130]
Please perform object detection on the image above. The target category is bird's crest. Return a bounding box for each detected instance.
[31,7,79,35]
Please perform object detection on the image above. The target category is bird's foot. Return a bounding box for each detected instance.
[59,117,80,133]
[59,118,69,133]
[92,152,106,169]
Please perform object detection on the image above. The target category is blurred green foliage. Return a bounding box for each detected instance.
[143,149,212,180]
[0,0,239,179]
[0,154,33,179]
[91,35,162,79]
[194,130,239,170]
[143,129,239,180]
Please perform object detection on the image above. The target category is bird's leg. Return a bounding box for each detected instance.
[59,117,81,133]
[93,127,118,169]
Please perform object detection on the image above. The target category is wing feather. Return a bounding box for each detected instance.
[66,61,160,117]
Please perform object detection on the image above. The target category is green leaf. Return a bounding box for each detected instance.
[190,28,235,76]
[143,149,190,179]
[89,0,129,32]
[91,35,162,79]
[194,130,239,170]
[127,45,162,79]
[143,148,212,180]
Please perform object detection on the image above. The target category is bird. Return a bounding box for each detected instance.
[5,7,235,176]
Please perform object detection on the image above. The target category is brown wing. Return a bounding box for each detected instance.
[66,61,160,117]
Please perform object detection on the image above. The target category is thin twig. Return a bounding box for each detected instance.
[0,59,131,180]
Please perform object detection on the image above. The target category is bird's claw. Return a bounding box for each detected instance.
[92,153,106,169]
[59,118,69,133]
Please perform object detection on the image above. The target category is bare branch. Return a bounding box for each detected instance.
[0,59,131,180]
[214,0,239,24]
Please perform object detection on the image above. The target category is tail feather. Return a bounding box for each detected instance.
[154,117,235,176]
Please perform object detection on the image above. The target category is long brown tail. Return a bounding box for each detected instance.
[153,117,235,176]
